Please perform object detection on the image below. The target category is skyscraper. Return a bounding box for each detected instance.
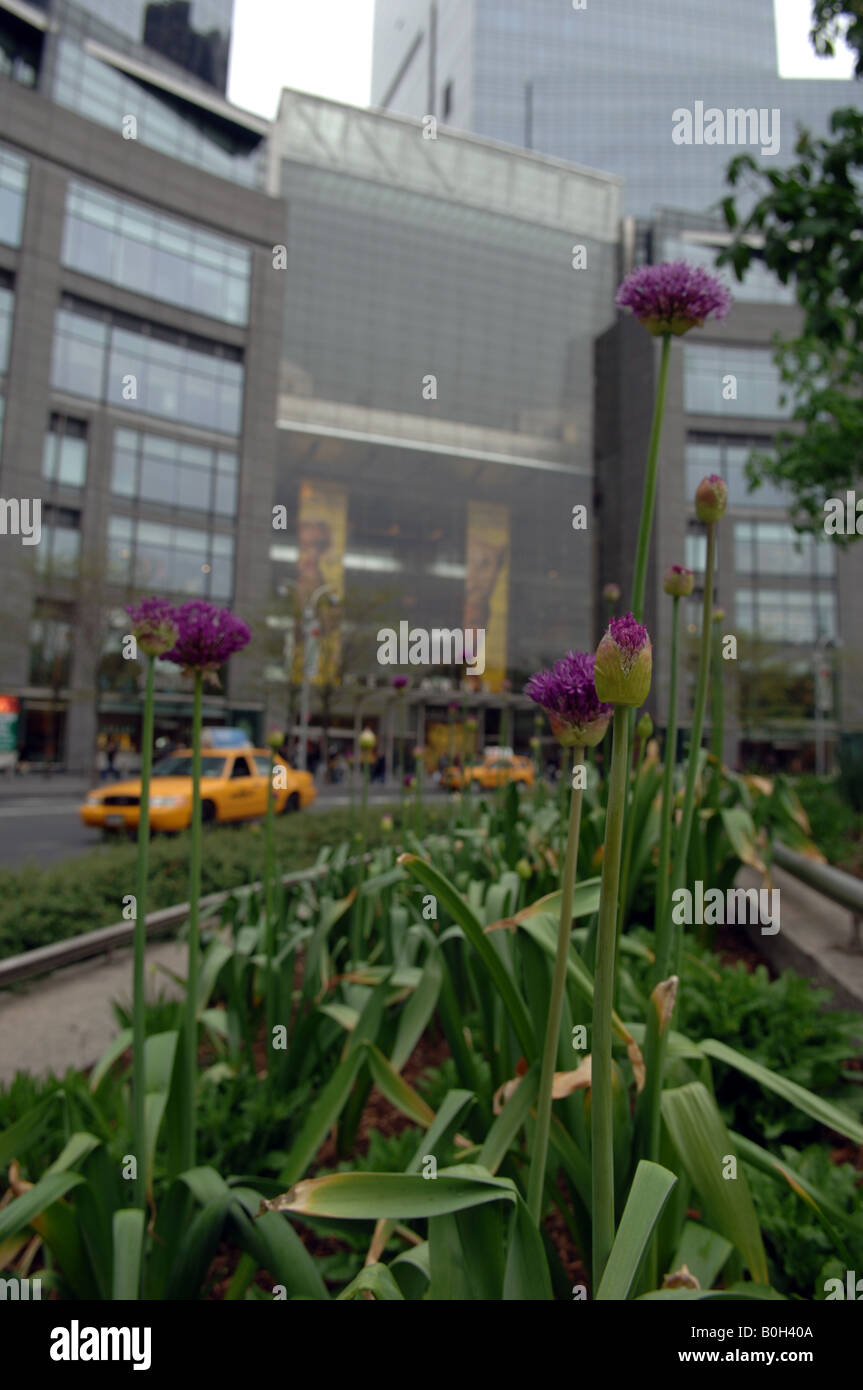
[372,0,858,217]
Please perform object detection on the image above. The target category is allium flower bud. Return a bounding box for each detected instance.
[266,728,285,751]
[712,607,725,623]
[636,712,653,741]
[602,583,621,604]
[465,717,478,731]
[594,614,652,707]
[695,474,728,523]
[125,596,178,658]
[380,813,393,832]
[529,736,541,751]
[516,858,532,880]
[663,564,694,598]
[525,651,612,749]
[359,727,376,751]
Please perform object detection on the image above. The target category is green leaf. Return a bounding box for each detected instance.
[503,1195,554,1300]
[700,1038,863,1145]
[0,1092,64,1167]
[390,950,443,1073]
[363,1043,435,1127]
[44,1131,101,1177]
[731,1129,861,1262]
[143,1030,179,1198]
[479,1066,539,1175]
[596,1161,677,1301]
[264,1165,518,1221]
[640,1284,785,1301]
[337,1263,405,1300]
[668,1220,734,1291]
[112,1208,145,1300]
[89,1029,133,1092]
[661,1083,768,1284]
[279,1048,366,1186]
[397,855,534,1058]
[0,1171,86,1243]
[230,1207,330,1301]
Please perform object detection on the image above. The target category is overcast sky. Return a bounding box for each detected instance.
[228,0,855,119]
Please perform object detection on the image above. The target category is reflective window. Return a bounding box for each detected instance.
[736,588,837,644]
[42,415,88,489]
[0,11,41,89]
[0,276,14,373]
[108,514,234,598]
[112,426,238,515]
[35,507,82,580]
[683,345,792,419]
[0,146,28,247]
[63,182,250,324]
[51,299,244,435]
[71,0,233,91]
[53,41,263,187]
[734,522,836,579]
[29,609,73,688]
[686,436,790,510]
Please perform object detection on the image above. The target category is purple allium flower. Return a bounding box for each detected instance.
[392,674,409,691]
[616,262,731,337]
[663,564,695,598]
[126,596,179,658]
[594,614,653,707]
[602,582,621,604]
[695,473,728,523]
[525,651,612,749]
[163,599,251,674]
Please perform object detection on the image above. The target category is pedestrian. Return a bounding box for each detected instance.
[105,733,120,781]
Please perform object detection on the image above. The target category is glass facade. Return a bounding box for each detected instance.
[112,426,238,515]
[63,182,251,324]
[736,588,837,645]
[42,415,88,488]
[658,235,795,306]
[69,0,234,92]
[685,436,790,509]
[107,514,234,598]
[53,40,263,187]
[683,345,791,419]
[279,161,614,438]
[51,298,244,434]
[29,608,73,688]
[373,0,856,218]
[734,522,836,579]
[0,146,28,247]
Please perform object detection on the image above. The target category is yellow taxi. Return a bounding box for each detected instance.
[80,747,316,834]
[442,749,534,792]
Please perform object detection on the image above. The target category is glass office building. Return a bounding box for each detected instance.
[372,0,858,217]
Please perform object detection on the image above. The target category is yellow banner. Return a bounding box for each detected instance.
[464,500,509,692]
[296,480,346,685]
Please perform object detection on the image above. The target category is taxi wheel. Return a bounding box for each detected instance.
[283,791,300,813]
[201,800,216,825]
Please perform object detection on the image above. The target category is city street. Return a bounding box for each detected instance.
[0,780,441,868]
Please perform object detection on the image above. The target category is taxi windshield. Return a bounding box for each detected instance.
[152,756,227,778]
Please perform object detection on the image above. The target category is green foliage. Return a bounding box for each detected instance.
[0,805,447,961]
[720,102,863,533]
[746,1144,863,1298]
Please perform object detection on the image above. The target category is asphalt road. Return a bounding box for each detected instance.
[0,783,436,869]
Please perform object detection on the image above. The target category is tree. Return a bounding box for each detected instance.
[718,3,863,537]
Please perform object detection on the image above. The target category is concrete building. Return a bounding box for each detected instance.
[372,0,858,218]
[0,0,282,771]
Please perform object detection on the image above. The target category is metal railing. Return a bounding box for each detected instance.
[772,840,863,952]
[0,861,337,990]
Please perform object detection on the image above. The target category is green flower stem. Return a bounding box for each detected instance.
[264,749,277,1053]
[654,594,681,977]
[181,669,204,1172]
[615,723,649,994]
[591,705,630,1289]
[527,743,585,1226]
[631,334,671,624]
[132,653,156,1213]
[711,619,725,764]
[414,760,424,837]
[670,522,716,977]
